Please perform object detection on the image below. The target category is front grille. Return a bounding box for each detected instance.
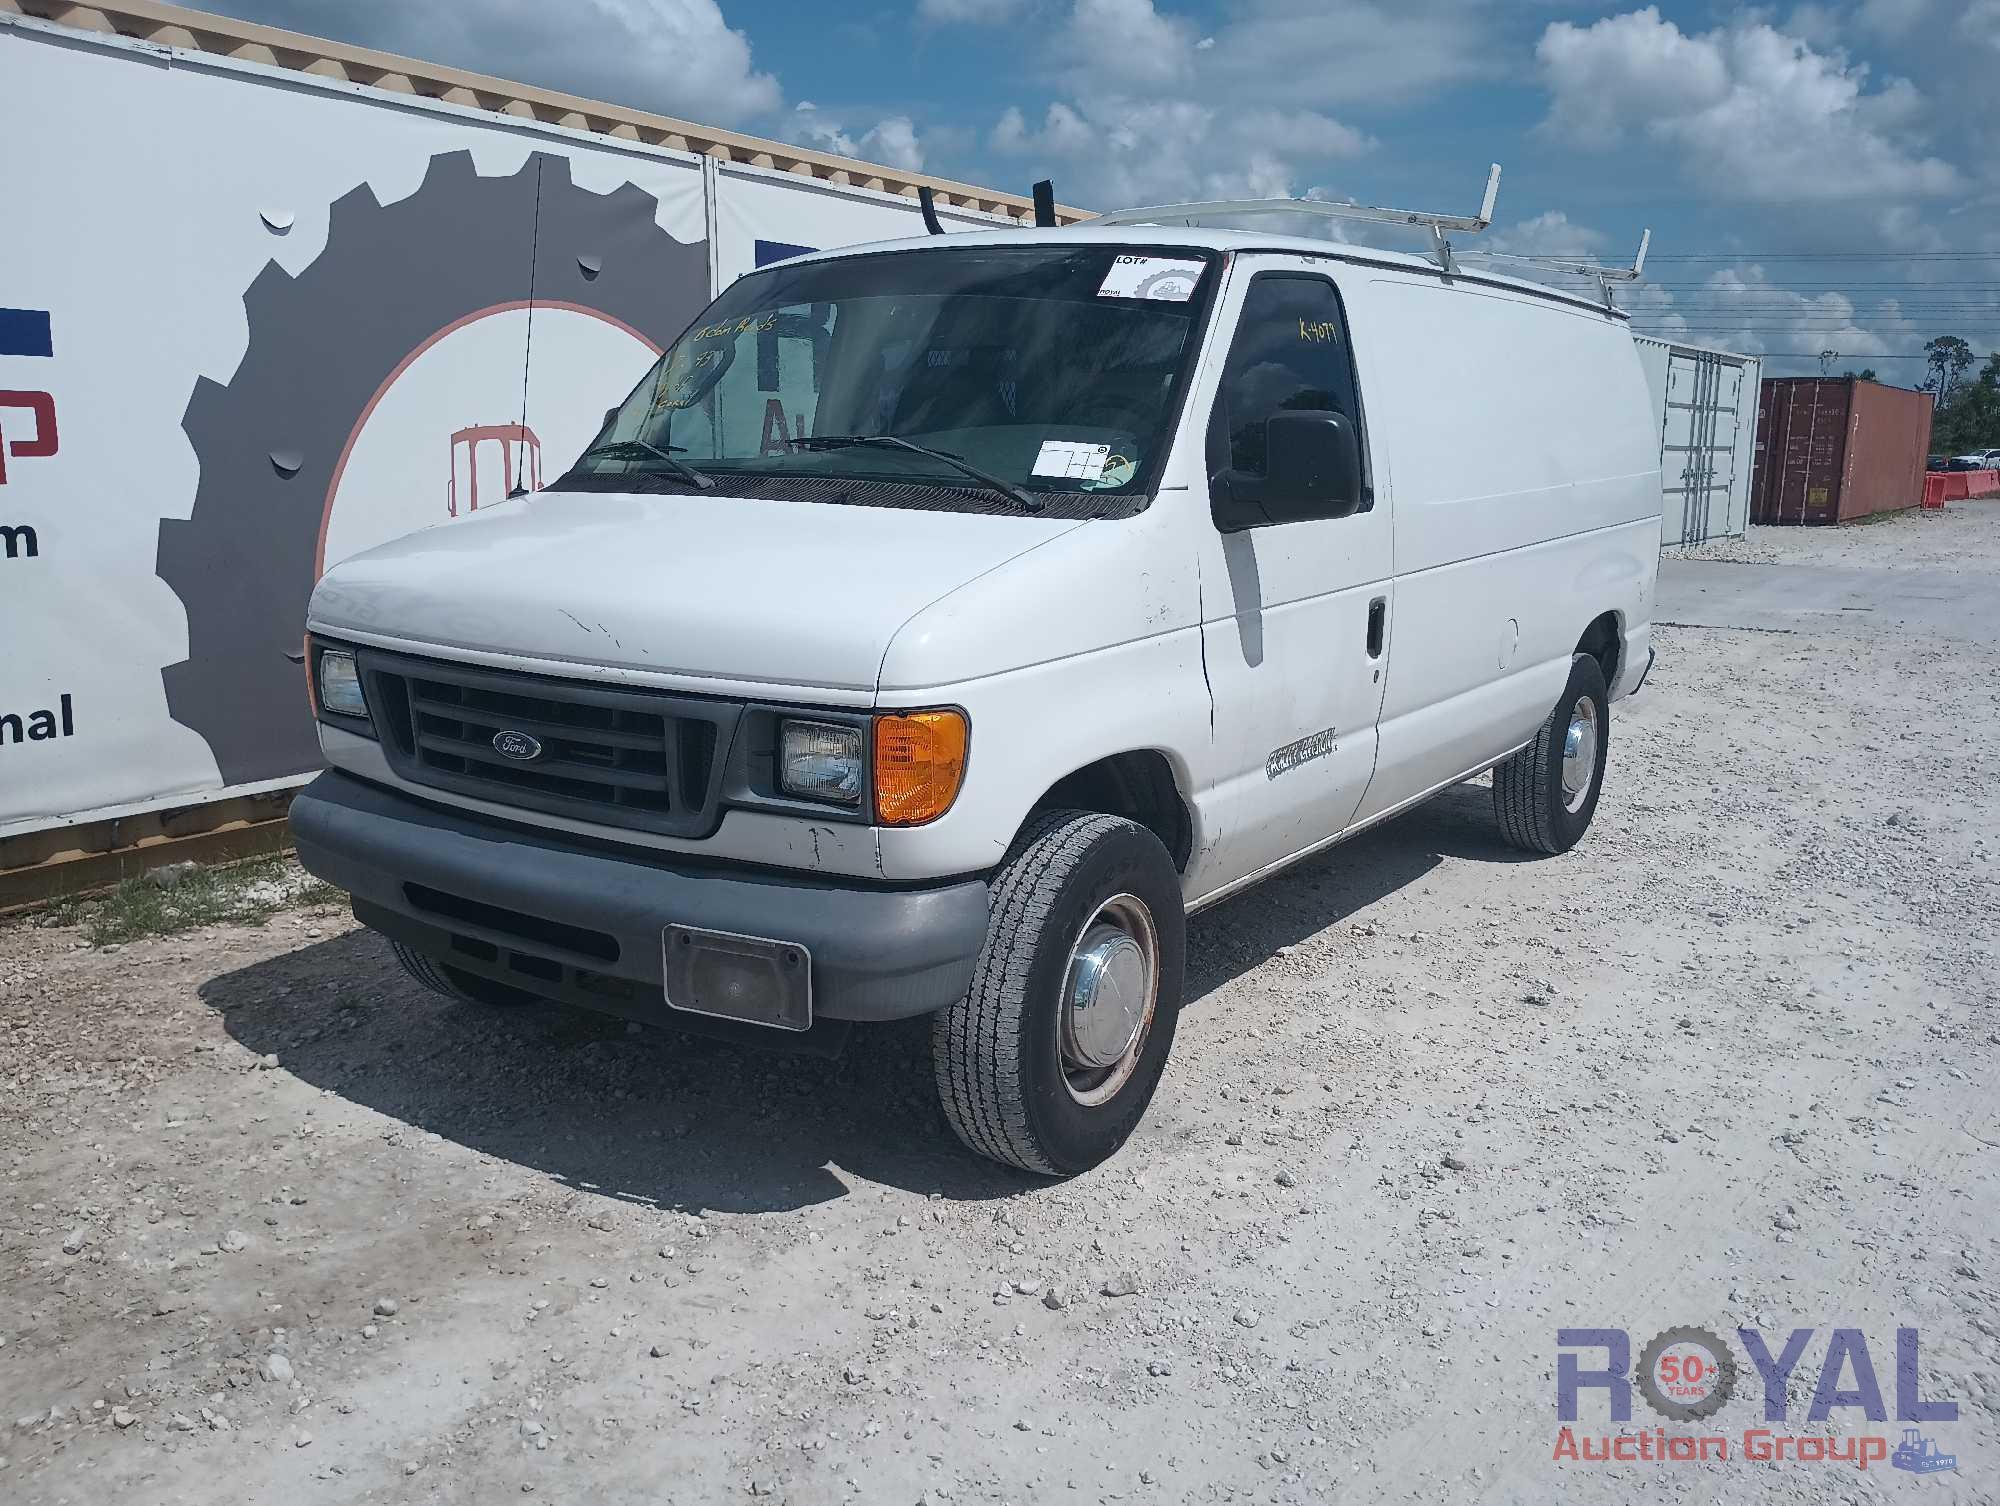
[359,649,741,838]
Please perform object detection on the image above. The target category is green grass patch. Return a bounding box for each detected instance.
[38,857,344,947]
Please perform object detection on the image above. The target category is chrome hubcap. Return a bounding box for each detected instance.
[1561,695,1599,813]
[1059,894,1159,1107]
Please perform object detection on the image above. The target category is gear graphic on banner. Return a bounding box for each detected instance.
[158,150,707,786]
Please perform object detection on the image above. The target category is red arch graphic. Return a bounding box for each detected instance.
[314,299,663,579]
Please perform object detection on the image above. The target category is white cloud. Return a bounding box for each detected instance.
[1859,0,1938,36]
[574,0,781,123]
[1538,9,1732,138]
[862,117,926,172]
[917,0,1028,19]
[1958,0,2000,46]
[1639,267,1922,363]
[1051,0,1199,88]
[1783,3,1846,48]
[1235,110,1372,162]
[988,1,1437,209]
[204,0,783,124]
[1537,7,1958,204]
[1200,0,1501,109]
[991,96,1371,208]
[791,109,928,171]
[1484,211,1610,258]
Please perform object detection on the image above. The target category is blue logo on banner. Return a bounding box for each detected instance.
[1890,1429,1957,1474]
[0,309,54,358]
[754,240,816,268]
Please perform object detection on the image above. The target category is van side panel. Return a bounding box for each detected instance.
[1342,277,1659,825]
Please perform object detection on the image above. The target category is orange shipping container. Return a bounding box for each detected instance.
[1750,377,1934,525]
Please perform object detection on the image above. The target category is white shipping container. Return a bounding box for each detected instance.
[1633,335,1762,547]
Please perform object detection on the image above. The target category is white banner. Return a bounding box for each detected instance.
[0,18,1013,838]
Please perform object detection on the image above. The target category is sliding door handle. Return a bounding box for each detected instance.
[1366,596,1387,659]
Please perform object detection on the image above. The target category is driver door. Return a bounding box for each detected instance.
[1191,260,1394,897]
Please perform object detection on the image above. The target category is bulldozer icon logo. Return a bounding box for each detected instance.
[1889,1429,1956,1475]
[158,149,707,788]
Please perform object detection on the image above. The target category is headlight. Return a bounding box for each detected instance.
[779,720,863,806]
[317,648,368,719]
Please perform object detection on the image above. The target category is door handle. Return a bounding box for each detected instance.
[1366,596,1387,659]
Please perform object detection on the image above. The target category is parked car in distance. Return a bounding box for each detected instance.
[1927,455,1950,472]
[1984,448,2000,468]
[1948,454,1989,471]
[291,222,1662,1175]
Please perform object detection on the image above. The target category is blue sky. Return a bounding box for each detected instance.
[196,0,1999,378]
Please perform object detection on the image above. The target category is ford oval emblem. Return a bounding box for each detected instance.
[492,729,543,761]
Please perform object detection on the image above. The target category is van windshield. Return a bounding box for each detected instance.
[554,244,1217,515]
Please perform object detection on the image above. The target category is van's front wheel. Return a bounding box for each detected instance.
[390,939,536,1008]
[933,811,1185,1175]
[1493,653,1610,854]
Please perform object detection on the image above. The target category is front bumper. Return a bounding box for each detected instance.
[291,771,990,1023]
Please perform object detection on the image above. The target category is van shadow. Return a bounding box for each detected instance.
[1184,779,1531,1002]
[204,781,1529,1218]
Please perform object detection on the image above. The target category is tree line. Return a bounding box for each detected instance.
[1923,335,2000,455]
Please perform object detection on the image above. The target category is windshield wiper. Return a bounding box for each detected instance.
[791,435,1044,513]
[578,438,716,491]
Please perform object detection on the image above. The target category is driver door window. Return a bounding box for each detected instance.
[1207,274,1368,513]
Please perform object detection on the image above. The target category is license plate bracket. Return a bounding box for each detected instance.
[661,925,812,1032]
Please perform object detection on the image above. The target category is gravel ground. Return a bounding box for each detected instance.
[1671,497,2000,572]
[4,515,1998,1505]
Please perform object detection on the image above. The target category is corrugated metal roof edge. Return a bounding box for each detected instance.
[1632,333,1759,363]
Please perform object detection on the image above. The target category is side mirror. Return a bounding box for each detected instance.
[1211,410,1363,530]
[1263,410,1362,522]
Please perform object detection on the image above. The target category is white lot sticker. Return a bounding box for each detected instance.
[1097,255,1204,302]
[1033,439,1112,480]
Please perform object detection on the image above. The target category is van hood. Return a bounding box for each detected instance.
[307,490,1083,695]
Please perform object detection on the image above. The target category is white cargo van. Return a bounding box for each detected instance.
[294,208,1659,1175]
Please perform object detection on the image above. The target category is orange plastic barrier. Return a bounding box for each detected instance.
[1922,469,2000,509]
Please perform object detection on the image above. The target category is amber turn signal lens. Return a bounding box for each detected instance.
[873,710,968,827]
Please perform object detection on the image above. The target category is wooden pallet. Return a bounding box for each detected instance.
[0,789,300,914]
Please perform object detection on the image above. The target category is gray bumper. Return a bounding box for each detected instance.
[291,771,990,1023]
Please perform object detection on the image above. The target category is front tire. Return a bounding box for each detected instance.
[1493,653,1610,854]
[933,810,1186,1175]
[390,940,536,1008]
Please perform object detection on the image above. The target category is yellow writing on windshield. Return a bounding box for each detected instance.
[692,313,779,341]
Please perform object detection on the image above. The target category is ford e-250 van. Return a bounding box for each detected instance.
[293,213,1659,1175]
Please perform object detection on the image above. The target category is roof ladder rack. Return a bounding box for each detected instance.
[1093,164,1502,276]
[1474,229,1652,312]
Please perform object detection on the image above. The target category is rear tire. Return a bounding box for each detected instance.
[1493,654,1610,855]
[390,940,536,1008]
[933,810,1185,1175]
